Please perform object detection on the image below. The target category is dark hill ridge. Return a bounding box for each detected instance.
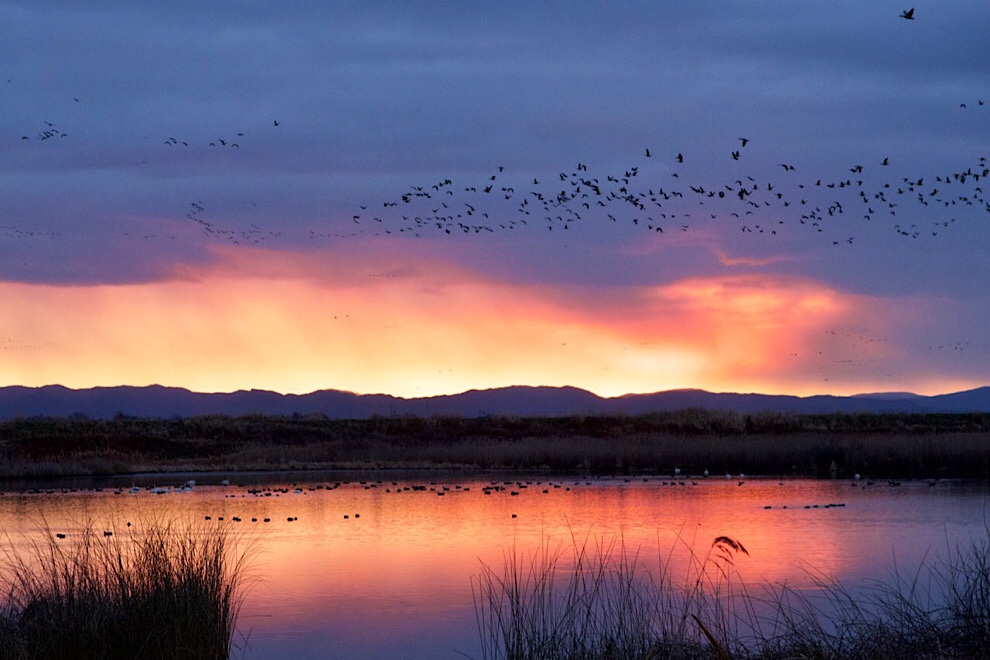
[0,384,989,420]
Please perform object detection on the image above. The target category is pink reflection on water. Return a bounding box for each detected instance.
[1,476,987,659]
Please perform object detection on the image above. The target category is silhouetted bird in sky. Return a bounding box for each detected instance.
[900,7,914,20]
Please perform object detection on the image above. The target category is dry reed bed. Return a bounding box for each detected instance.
[0,518,252,660]
[473,533,990,659]
[2,412,990,479]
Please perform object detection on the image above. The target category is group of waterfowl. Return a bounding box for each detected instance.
[6,30,986,250]
[334,10,984,243]
[353,137,989,246]
[8,100,288,247]
[6,471,956,543]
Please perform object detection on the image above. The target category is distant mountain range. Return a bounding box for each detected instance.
[0,384,989,420]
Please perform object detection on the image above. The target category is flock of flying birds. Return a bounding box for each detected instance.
[8,106,988,247]
[3,4,988,248]
[348,138,990,246]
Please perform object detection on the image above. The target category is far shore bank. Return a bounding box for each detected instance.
[1,410,988,481]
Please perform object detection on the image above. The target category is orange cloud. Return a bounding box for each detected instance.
[0,244,975,398]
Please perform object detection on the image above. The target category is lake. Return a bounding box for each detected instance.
[1,472,988,659]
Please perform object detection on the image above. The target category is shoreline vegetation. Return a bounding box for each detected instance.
[0,410,988,481]
[0,518,250,660]
[2,522,989,660]
[474,532,990,660]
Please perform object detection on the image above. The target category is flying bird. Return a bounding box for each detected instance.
[900,7,914,19]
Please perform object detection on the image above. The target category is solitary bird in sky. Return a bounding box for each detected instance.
[900,7,914,20]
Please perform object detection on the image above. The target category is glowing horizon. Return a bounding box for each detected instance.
[0,244,982,400]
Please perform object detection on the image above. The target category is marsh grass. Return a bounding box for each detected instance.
[3,412,990,478]
[473,532,990,660]
[749,538,990,659]
[0,517,253,660]
[472,532,751,659]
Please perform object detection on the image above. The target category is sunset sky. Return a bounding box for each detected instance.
[2,2,988,399]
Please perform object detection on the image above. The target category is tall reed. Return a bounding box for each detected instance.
[0,517,252,660]
[472,532,750,659]
[473,532,990,659]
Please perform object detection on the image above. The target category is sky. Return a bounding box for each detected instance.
[1,1,989,399]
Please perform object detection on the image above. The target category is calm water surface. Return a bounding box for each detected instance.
[1,473,988,659]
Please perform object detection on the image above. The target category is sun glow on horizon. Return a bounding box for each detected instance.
[0,245,981,399]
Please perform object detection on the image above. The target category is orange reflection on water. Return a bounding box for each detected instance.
[237,478,912,598]
[2,476,984,659]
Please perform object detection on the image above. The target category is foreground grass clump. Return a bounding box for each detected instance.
[0,519,251,660]
[473,534,748,659]
[473,533,990,659]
